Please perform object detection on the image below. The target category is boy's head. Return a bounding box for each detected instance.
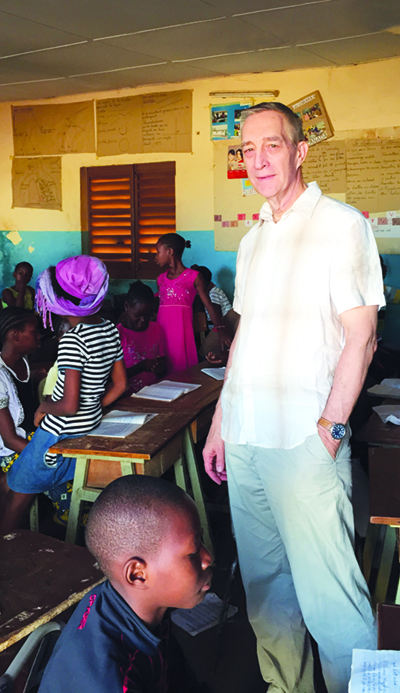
[13,262,33,284]
[85,476,213,626]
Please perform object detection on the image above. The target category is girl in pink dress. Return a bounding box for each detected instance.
[155,234,230,375]
[117,281,166,394]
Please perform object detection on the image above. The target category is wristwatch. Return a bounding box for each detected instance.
[317,417,346,440]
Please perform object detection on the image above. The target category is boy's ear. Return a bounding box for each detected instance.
[124,558,148,589]
[124,301,129,313]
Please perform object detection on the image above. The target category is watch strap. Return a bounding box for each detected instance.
[318,416,333,431]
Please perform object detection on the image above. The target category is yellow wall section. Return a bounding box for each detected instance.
[1,56,400,253]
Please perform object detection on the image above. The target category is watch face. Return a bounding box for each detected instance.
[331,423,346,440]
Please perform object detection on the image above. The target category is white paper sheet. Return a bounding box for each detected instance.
[368,379,400,398]
[87,410,156,437]
[171,592,238,636]
[349,649,400,692]
[131,380,201,402]
[201,367,226,380]
[372,404,400,425]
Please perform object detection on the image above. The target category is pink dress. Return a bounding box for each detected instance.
[157,268,198,375]
[117,321,165,394]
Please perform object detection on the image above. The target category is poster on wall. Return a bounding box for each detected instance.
[287,91,333,146]
[12,157,62,211]
[96,90,192,156]
[211,104,250,140]
[227,145,247,179]
[12,102,95,156]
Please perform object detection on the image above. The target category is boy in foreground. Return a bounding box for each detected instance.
[38,475,213,693]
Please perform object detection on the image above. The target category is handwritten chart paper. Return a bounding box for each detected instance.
[12,157,62,210]
[302,141,346,193]
[346,140,381,210]
[349,649,400,693]
[346,139,400,212]
[96,95,142,157]
[142,91,192,153]
[380,140,400,212]
[12,102,95,156]
[96,90,192,156]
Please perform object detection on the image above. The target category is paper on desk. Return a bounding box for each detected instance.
[131,381,201,402]
[171,592,238,636]
[368,379,400,398]
[201,367,226,381]
[372,404,400,425]
[349,649,400,693]
[87,411,157,438]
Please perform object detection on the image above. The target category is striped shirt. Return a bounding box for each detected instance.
[41,320,123,438]
[205,286,232,328]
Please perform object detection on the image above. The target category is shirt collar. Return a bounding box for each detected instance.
[259,181,322,222]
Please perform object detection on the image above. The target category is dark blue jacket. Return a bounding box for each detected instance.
[38,580,197,693]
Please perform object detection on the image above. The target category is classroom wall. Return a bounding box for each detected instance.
[1,56,400,298]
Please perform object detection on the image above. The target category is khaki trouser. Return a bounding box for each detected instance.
[225,433,376,693]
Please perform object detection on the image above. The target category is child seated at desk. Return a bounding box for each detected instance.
[0,308,40,481]
[117,281,166,394]
[38,475,213,693]
[2,261,35,310]
[0,255,128,534]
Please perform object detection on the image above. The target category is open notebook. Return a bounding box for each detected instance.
[131,380,201,402]
[87,410,157,438]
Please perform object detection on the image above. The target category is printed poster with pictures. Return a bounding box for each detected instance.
[287,91,333,147]
[211,104,250,140]
[227,145,247,179]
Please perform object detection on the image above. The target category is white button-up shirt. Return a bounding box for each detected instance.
[221,182,385,450]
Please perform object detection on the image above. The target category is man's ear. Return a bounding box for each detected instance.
[296,140,309,169]
[124,558,148,589]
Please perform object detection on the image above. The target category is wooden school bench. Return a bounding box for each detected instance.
[49,364,224,551]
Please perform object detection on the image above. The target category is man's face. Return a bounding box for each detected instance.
[241,111,306,202]
[147,499,213,610]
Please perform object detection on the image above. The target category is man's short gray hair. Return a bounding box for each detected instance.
[240,102,306,146]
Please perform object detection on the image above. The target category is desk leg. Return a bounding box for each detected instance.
[182,426,214,556]
[363,523,381,583]
[66,456,89,544]
[374,525,397,606]
[120,460,139,476]
[174,450,187,492]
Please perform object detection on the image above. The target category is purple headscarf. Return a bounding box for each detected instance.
[36,255,109,328]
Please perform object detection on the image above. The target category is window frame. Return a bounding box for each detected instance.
[80,161,176,280]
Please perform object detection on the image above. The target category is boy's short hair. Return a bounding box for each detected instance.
[85,476,189,578]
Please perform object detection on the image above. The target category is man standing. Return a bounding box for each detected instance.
[203,103,384,693]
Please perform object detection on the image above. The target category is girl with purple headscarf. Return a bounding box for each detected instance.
[0,256,128,534]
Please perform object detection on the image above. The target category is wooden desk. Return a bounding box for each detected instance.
[0,530,104,652]
[356,411,400,447]
[50,365,224,549]
[117,362,223,442]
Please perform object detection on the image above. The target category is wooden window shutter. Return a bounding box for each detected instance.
[81,164,135,279]
[81,161,176,280]
[135,162,176,280]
